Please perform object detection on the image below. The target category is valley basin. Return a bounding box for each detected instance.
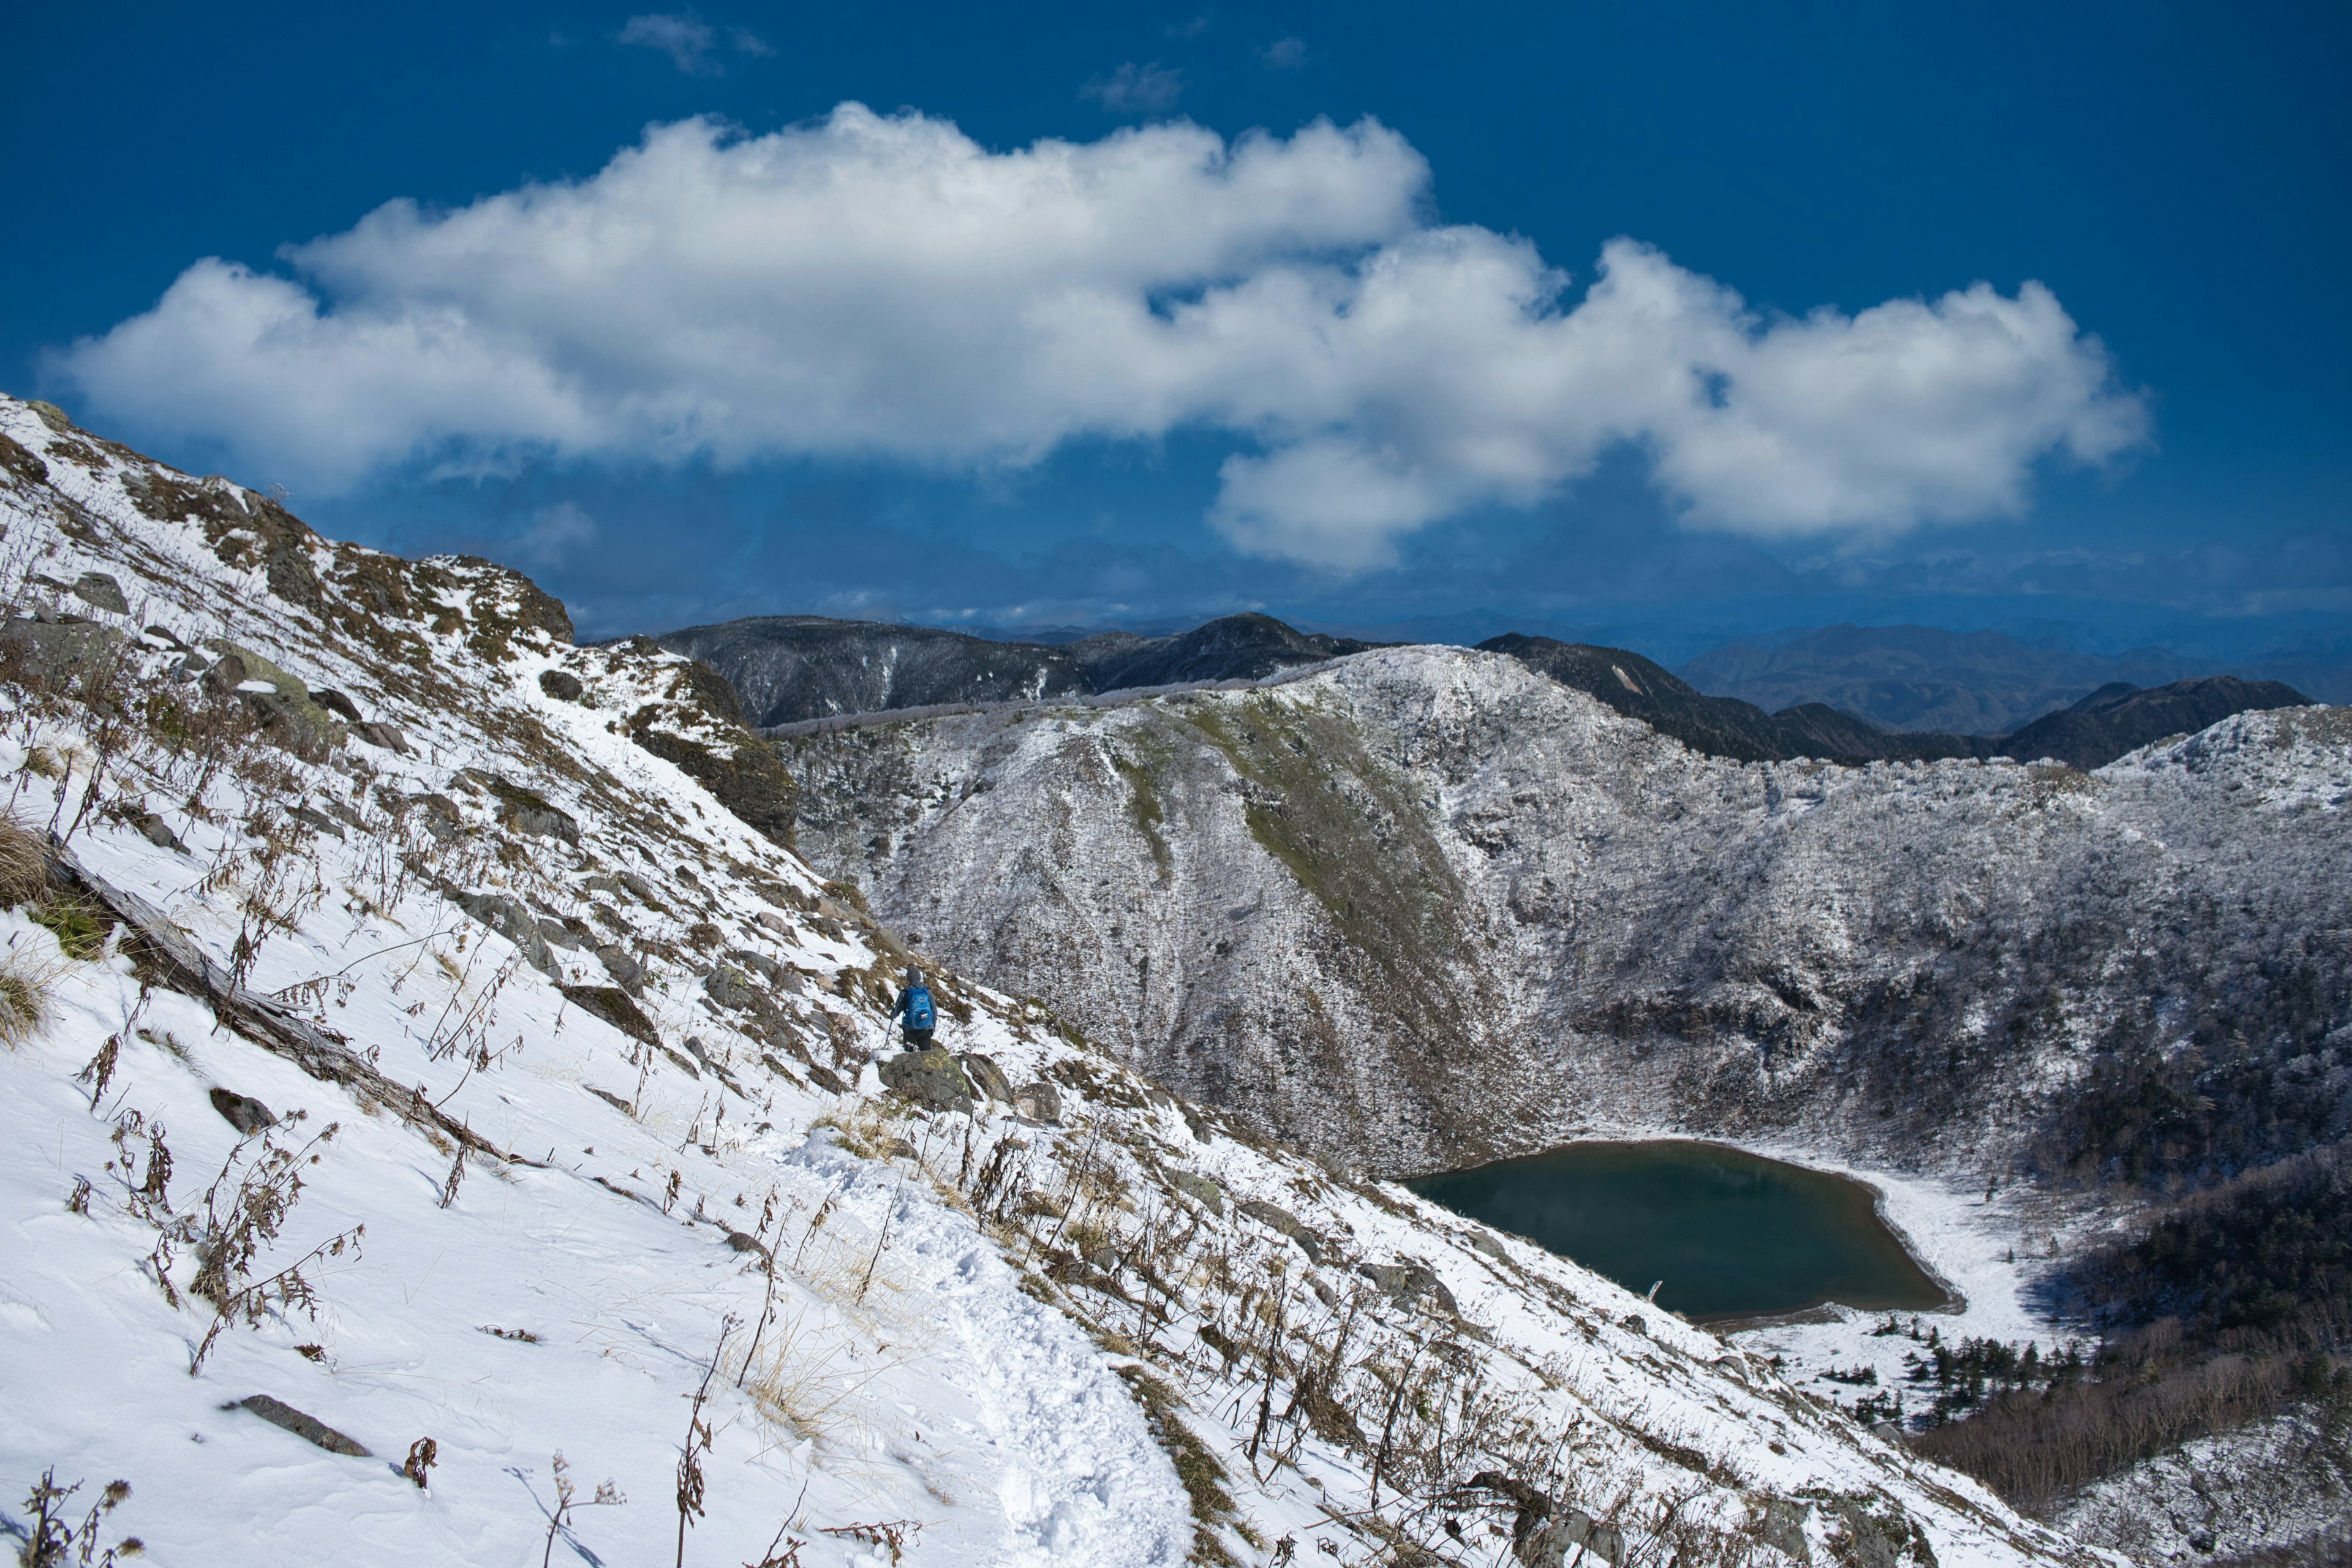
[1408,1138,1954,1324]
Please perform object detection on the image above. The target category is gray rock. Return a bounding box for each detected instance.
[593,943,645,993]
[557,983,660,1047]
[536,918,581,951]
[460,769,579,845]
[538,668,586,702]
[704,967,760,1011]
[457,891,557,975]
[70,571,129,614]
[1359,1261,1458,1314]
[1758,1499,1812,1565]
[726,949,794,989]
[233,1393,369,1457]
[1170,1170,1225,1215]
[204,640,345,752]
[353,720,409,754]
[132,812,186,853]
[286,805,346,840]
[1466,1231,1510,1264]
[957,1052,1014,1102]
[1,616,127,688]
[209,1087,277,1136]
[307,687,363,723]
[878,1050,974,1113]
[1012,1080,1061,1125]
[1238,1199,1325,1264]
[1523,1511,1623,1568]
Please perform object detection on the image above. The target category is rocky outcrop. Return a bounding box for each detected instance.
[783,647,2352,1180]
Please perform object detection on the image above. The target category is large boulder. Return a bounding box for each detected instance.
[0,617,127,690]
[878,1050,974,1114]
[956,1052,1014,1102]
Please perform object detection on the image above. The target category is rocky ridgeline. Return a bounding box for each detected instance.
[0,394,2103,1565]
[780,645,2352,1184]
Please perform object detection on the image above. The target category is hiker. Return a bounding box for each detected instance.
[891,966,938,1050]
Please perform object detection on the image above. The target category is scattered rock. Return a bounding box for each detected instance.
[232,1393,369,1457]
[1619,1313,1648,1336]
[70,571,129,614]
[726,949,794,989]
[704,967,761,1011]
[132,812,186,853]
[1466,1231,1510,1263]
[1238,1199,1325,1264]
[1170,1170,1225,1215]
[208,1087,278,1136]
[1359,1261,1459,1314]
[460,769,579,845]
[804,1063,848,1094]
[592,943,645,993]
[1523,1510,1623,1568]
[353,720,409,754]
[536,918,581,950]
[1012,1080,1061,1125]
[538,668,585,702]
[307,687,363,723]
[956,1052,1014,1102]
[457,891,557,975]
[286,805,347,840]
[584,1085,633,1115]
[878,1050,975,1113]
[558,984,660,1048]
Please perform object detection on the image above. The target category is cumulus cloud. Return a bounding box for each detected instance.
[49,104,2149,570]
[1081,62,1187,115]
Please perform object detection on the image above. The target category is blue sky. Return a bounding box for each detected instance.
[7,1,2347,655]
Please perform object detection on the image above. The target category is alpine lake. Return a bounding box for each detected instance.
[1408,1139,1950,1324]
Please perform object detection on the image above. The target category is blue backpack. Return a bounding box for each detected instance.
[904,986,935,1030]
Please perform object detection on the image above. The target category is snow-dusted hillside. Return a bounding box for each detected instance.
[0,394,2111,1565]
[780,647,2352,1182]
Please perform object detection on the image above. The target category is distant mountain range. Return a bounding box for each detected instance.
[655,611,2320,772]
[1485,634,2310,769]
[1681,622,2351,724]
[655,612,1381,728]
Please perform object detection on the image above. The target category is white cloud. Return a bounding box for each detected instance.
[1259,37,1308,70]
[49,104,2149,571]
[511,502,598,567]
[1080,62,1187,115]
[618,13,718,74]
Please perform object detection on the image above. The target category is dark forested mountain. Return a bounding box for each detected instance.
[658,611,1382,727]
[1483,634,2312,772]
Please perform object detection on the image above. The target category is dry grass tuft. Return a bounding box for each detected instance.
[0,812,48,907]
[0,943,62,1046]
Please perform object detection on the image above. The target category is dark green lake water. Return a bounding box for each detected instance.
[1408,1139,1949,1322]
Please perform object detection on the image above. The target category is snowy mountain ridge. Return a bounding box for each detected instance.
[0,394,2103,1565]
[778,645,2352,1184]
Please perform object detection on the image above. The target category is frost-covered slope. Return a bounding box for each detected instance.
[781,646,2352,1181]
[0,394,2103,1566]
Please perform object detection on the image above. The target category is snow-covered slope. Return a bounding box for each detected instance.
[0,395,2108,1565]
[780,647,2352,1183]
